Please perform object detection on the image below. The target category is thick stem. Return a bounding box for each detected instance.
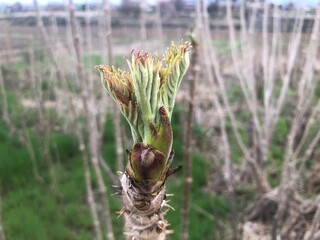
[120,173,168,240]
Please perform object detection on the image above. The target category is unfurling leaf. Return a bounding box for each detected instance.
[161,42,191,119]
[95,65,142,142]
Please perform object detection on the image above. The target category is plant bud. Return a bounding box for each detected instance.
[97,42,191,181]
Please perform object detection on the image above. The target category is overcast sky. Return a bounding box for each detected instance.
[1,0,319,7]
[270,0,319,7]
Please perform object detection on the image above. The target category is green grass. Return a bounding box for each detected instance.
[0,124,93,240]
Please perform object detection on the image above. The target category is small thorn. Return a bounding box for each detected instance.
[157,220,166,231]
[117,208,126,218]
[163,209,170,216]
[112,186,122,191]
[116,171,123,177]
[166,230,174,235]
[111,184,122,196]
[112,192,121,196]
[128,211,134,217]
[162,201,175,211]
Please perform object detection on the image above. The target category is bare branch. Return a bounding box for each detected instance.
[68,1,114,239]
[180,30,200,240]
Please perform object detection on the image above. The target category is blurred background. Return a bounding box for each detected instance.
[0,0,320,239]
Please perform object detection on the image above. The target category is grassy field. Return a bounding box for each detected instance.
[0,92,227,239]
